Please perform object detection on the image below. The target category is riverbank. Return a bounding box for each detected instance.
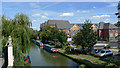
[57,49,106,68]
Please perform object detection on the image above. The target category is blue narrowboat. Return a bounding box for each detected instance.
[24,53,31,63]
[43,44,58,52]
[36,40,43,47]
[32,39,43,47]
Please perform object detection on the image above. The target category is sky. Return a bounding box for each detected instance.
[2,2,119,30]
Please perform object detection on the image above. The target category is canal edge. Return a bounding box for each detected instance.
[57,50,103,68]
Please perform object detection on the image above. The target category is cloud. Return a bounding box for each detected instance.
[92,15,110,20]
[41,16,49,19]
[32,20,37,22]
[107,3,118,7]
[76,17,84,22]
[29,3,40,8]
[44,13,49,16]
[93,6,96,9]
[77,10,91,13]
[32,18,41,23]
[104,19,110,22]
[32,13,40,17]
[60,12,74,17]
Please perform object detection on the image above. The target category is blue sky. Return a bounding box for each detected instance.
[2,2,119,30]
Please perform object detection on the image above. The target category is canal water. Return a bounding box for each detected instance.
[30,43,79,67]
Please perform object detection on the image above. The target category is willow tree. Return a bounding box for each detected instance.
[2,13,33,66]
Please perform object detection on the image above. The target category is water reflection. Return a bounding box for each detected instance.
[30,43,79,67]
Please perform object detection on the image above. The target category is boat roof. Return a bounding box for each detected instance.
[45,44,55,47]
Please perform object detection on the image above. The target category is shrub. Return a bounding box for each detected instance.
[79,64,86,68]
[104,45,110,49]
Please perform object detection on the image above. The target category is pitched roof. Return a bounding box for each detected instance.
[98,22,118,29]
[70,23,98,29]
[70,23,84,29]
[47,20,71,29]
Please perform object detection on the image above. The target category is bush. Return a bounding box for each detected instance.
[79,64,86,68]
[76,45,81,48]
[65,46,72,51]
[104,45,110,49]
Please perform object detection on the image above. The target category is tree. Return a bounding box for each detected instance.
[1,13,33,66]
[58,30,68,44]
[73,20,98,53]
[40,26,68,44]
[114,21,120,27]
[40,26,52,43]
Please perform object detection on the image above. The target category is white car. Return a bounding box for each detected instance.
[97,49,113,57]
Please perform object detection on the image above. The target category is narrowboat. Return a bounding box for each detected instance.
[24,54,31,63]
[32,39,43,47]
[32,39,36,43]
[43,44,58,52]
[36,40,43,47]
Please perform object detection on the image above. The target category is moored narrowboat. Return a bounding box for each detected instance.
[36,40,43,47]
[43,44,58,52]
[32,39,43,47]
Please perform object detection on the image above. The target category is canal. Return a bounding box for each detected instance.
[30,43,79,67]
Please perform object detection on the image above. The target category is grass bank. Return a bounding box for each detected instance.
[58,50,105,68]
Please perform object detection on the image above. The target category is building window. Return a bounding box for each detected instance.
[115,33,118,37]
[109,29,113,32]
[110,33,113,37]
[72,30,75,33]
[93,30,97,32]
[72,34,75,37]
[115,29,118,32]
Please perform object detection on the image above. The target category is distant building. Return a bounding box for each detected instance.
[40,20,99,38]
[40,20,119,42]
[70,24,83,38]
[40,20,71,37]
[70,24,98,38]
[98,22,118,42]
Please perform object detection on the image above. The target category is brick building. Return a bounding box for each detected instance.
[40,20,71,37]
[40,20,118,42]
[98,22,118,42]
[70,24,98,38]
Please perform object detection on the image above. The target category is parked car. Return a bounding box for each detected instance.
[97,49,113,57]
[76,47,88,52]
[91,49,102,55]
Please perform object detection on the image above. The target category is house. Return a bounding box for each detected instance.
[98,22,118,42]
[40,20,71,37]
[70,23,98,38]
[70,24,83,38]
[40,20,99,39]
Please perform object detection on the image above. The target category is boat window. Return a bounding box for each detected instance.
[101,51,105,53]
[106,51,111,53]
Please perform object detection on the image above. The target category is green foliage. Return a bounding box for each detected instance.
[65,46,73,52]
[40,26,51,43]
[104,45,111,49]
[79,64,86,68]
[1,13,34,66]
[29,28,39,39]
[73,20,98,53]
[40,26,68,44]
[114,21,120,27]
